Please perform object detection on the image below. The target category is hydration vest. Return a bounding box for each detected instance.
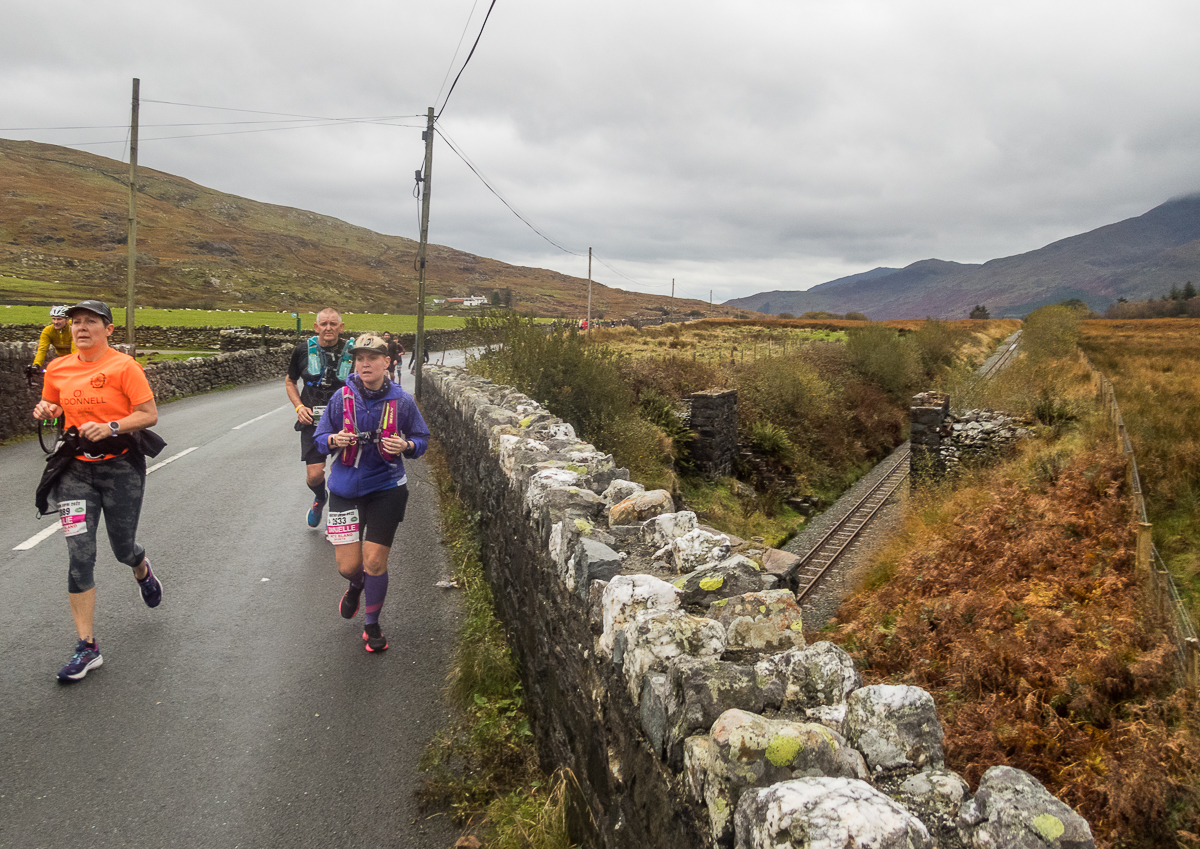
[339,385,400,467]
[305,336,356,385]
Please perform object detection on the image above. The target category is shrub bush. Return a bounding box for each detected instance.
[845,323,922,398]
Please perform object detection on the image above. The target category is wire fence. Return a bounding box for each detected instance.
[1084,353,1200,695]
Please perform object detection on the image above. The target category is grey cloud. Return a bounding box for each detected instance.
[3,0,1200,305]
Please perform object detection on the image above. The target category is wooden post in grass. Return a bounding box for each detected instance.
[1186,638,1199,697]
[1137,523,1152,581]
[1158,569,1171,621]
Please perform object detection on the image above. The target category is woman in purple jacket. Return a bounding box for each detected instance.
[314,334,430,652]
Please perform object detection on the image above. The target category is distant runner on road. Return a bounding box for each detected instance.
[314,333,429,653]
[32,304,76,369]
[32,299,164,682]
[285,308,355,529]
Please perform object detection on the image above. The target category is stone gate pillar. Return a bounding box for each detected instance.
[689,389,737,478]
[910,391,949,481]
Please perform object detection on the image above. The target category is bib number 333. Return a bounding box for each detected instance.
[326,508,360,545]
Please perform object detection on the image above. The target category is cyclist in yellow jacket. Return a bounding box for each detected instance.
[33,305,76,369]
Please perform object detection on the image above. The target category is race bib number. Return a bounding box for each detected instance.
[59,499,88,538]
[326,508,360,545]
[312,405,327,422]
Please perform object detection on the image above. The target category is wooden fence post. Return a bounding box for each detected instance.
[1187,638,1199,698]
[1158,570,1172,621]
[1137,523,1153,581]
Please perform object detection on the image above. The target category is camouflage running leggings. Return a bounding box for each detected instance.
[54,455,146,593]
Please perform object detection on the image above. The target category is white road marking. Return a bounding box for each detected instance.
[233,404,289,430]
[146,446,199,474]
[13,523,59,551]
[13,446,200,551]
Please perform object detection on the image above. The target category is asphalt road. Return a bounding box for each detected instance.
[0,357,469,849]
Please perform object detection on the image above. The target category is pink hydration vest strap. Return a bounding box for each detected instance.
[378,399,399,462]
[340,388,359,467]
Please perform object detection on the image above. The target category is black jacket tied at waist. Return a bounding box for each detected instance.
[35,427,167,517]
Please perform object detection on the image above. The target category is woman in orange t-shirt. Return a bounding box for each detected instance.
[32,300,161,682]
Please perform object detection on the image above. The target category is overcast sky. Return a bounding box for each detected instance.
[4,0,1200,304]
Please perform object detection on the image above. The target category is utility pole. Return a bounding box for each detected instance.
[671,278,674,299]
[414,107,434,401]
[126,78,139,355]
[586,247,592,337]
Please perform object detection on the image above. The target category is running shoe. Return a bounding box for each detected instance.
[362,623,389,653]
[306,497,325,529]
[339,584,362,619]
[137,559,162,608]
[57,639,103,681]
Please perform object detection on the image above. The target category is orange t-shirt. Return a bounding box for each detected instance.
[43,347,154,460]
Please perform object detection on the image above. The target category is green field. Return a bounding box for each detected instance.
[0,304,468,333]
[0,276,98,302]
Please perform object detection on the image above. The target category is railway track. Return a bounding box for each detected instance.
[791,329,1022,606]
[977,329,1022,379]
[793,446,910,603]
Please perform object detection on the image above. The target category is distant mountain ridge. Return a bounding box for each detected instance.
[0,138,732,318]
[726,194,1200,319]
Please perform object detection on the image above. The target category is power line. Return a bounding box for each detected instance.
[435,0,483,108]
[436,0,498,119]
[143,98,424,122]
[434,126,670,292]
[436,125,583,257]
[54,120,403,148]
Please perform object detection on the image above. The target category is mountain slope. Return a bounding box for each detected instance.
[0,138,731,318]
[726,195,1200,319]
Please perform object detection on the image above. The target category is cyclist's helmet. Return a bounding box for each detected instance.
[49,305,68,318]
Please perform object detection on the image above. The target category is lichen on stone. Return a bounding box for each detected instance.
[765,732,803,767]
[1033,813,1065,842]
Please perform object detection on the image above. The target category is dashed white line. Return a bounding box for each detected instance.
[13,523,59,552]
[146,446,199,474]
[13,446,200,551]
[233,404,289,430]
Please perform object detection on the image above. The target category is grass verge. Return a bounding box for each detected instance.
[418,440,581,849]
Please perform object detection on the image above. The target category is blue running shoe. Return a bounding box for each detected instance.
[137,559,162,608]
[57,639,103,681]
[307,498,325,529]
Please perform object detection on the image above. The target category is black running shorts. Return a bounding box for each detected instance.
[299,424,325,465]
[327,484,409,547]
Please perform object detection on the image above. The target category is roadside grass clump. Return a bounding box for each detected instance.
[419,442,579,849]
[830,431,1200,848]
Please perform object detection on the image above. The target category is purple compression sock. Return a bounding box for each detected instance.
[363,572,389,625]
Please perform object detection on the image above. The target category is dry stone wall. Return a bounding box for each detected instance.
[0,341,292,442]
[910,392,1034,480]
[0,323,477,354]
[422,365,1094,849]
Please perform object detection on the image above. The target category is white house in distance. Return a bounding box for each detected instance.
[445,295,489,307]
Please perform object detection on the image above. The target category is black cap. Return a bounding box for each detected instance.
[65,300,114,325]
